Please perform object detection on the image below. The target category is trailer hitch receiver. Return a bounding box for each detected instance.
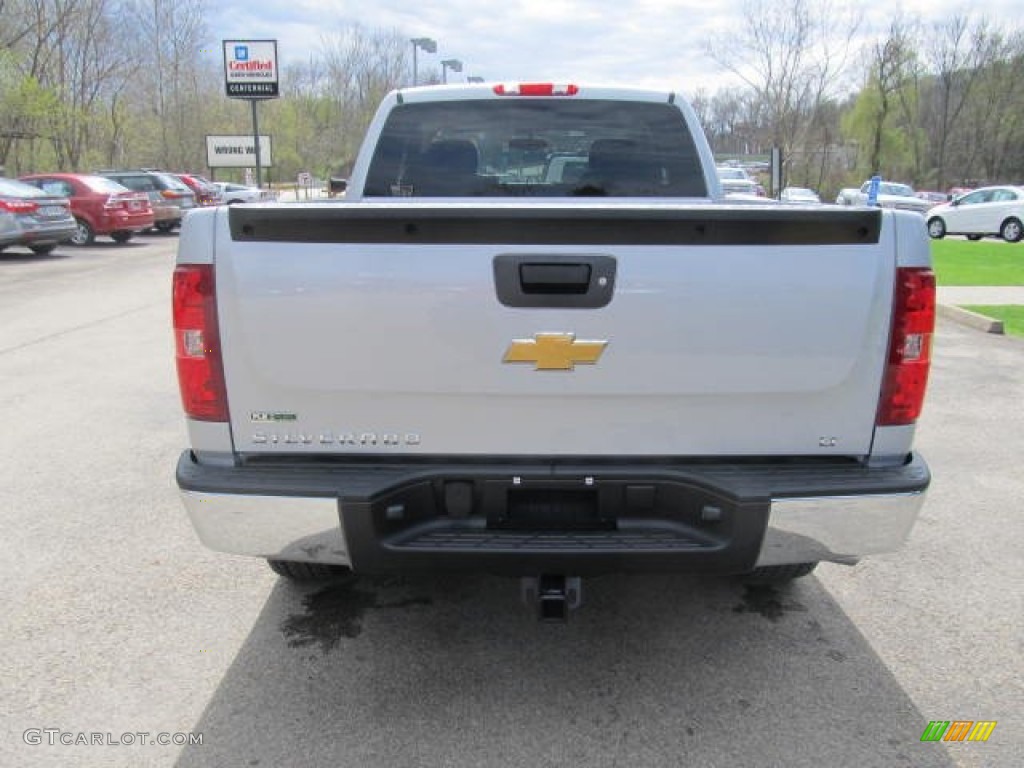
[521,574,582,622]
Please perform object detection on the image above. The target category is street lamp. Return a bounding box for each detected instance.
[441,58,462,84]
[410,37,437,86]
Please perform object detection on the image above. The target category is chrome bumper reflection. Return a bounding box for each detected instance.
[755,492,925,567]
[181,491,350,565]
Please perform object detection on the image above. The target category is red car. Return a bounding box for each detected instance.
[19,172,154,245]
[174,173,223,207]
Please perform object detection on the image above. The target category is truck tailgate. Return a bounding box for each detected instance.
[214,203,892,457]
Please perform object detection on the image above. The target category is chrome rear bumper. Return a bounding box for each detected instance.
[754,492,924,566]
[177,452,929,571]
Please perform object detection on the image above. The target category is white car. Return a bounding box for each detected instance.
[213,182,274,204]
[716,166,765,197]
[926,185,1024,243]
[780,186,821,204]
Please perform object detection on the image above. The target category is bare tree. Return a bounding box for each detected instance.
[705,0,862,179]
[923,15,993,189]
[1,0,38,48]
[317,25,409,172]
[960,29,1024,183]
[120,0,207,168]
[703,87,757,156]
[39,0,131,169]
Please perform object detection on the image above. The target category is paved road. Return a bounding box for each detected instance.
[1,237,1020,767]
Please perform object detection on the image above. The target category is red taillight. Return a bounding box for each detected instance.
[173,265,228,421]
[104,195,126,210]
[0,198,39,213]
[493,82,579,96]
[162,189,188,199]
[877,267,935,426]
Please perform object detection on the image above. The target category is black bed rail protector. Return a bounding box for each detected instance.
[228,204,882,246]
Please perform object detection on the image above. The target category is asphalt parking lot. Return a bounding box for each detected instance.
[1,234,1021,767]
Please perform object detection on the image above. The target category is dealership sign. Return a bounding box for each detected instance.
[223,40,279,99]
[206,135,273,168]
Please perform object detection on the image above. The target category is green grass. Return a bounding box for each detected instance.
[930,238,1024,286]
[962,305,1024,338]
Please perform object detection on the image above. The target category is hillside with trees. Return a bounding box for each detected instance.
[1,0,1021,197]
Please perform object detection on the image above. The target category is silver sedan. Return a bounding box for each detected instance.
[0,177,77,255]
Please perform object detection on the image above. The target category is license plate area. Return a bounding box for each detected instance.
[496,488,611,531]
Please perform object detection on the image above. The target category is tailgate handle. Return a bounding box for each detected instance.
[494,254,616,309]
[519,263,591,294]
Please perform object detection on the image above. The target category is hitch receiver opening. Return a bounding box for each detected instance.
[521,574,582,622]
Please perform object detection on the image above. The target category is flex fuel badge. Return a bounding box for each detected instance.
[250,411,297,422]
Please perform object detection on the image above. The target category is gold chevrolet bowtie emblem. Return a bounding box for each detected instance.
[503,333,608,371]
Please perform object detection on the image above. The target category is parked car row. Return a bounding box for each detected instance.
[14,166,1015,255]
[831,179,1023,242]
[96,170,197,232]
[19,173,155,245]
[3,168,274,254]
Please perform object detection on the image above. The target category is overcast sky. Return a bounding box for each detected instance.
[206,0,1021,95]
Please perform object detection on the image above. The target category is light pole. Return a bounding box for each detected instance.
[410,37,436,86]
[441,58,462,84]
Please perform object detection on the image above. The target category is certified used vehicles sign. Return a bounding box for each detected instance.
[222,40,279,99]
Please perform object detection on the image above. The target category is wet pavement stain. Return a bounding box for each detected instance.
[281,579,433,652]
[732,584,806,622]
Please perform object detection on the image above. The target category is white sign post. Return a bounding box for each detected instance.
[223,40,279,189]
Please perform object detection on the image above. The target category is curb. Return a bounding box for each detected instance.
[937,304,1005,334]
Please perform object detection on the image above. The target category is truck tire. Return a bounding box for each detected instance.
[742,562,818,583]
[267,559,355,582]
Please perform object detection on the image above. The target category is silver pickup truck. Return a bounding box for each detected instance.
[173,83,933,618]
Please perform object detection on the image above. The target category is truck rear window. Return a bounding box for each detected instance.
[364,99,708,198]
